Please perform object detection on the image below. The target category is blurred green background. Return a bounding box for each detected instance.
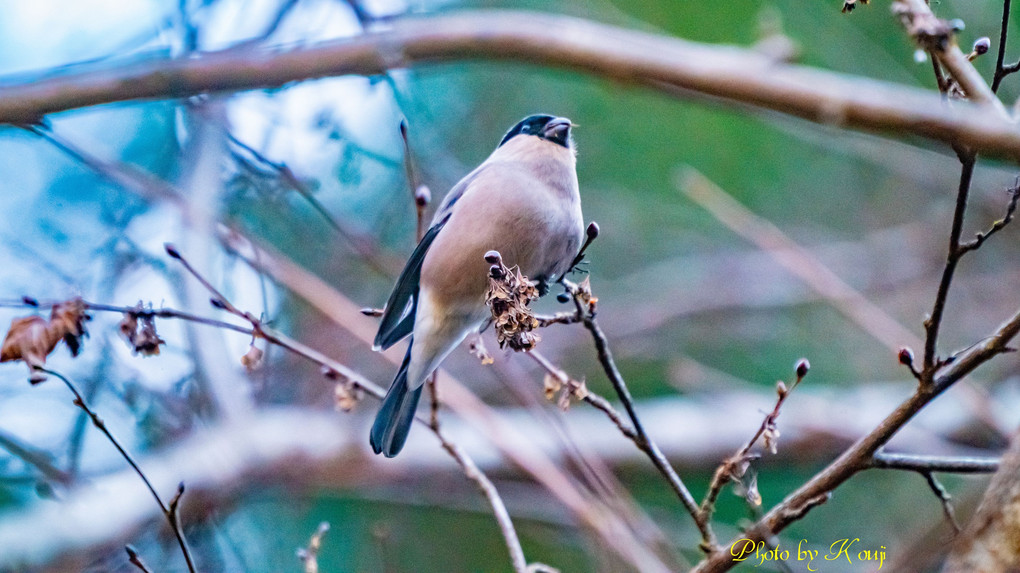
[0,0,1018,571]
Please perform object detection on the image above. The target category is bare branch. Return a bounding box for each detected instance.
[922,471,962,533]
[869,452,1000,473]
[959,177,1020,253]
[698,361,809,545]
[922,155,977,376]
[37,368,196,573]
[893,0,1005,111]
[124,545,152,573]
[557,278,711,549]
[4,12,1020,159]
[693,305,1020,572]
[992,0,1015,93]
[679,168,922,353]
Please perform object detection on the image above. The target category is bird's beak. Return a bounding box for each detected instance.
[542,117,575,140]
[541,117,573,146]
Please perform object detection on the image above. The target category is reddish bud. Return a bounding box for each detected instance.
[898,347,915,366]
[973,37,991,55]
[586,222,600,240]
[795,358,810,379]
[414,185,431,207]
[484,250,503,265]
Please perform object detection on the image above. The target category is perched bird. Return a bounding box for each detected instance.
[370,114,585,457]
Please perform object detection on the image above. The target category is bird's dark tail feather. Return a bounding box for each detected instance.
[370,341,423,457]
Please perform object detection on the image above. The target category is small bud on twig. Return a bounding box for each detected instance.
[414,185,431,207]
[21,296,38,307]
[969,37,991,61]
[164,243,181,260]
[586,221,600,241]
[898,346,915,367]
[776,380,788,398]
[484,250,502,265]
[795,358,810,379]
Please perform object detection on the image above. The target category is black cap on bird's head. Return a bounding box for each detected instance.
[498,114,574,149]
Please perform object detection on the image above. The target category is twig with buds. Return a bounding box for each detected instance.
[697,359,810,551]
[37,367,196,573]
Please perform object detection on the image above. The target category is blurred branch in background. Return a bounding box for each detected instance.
[1,11,1020,159]
[679,168,923,353]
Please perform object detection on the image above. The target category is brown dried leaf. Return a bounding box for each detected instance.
[119,309,165,357]
[118,312,138,342]
[49,298,89,357]
[334,382,359,412]
[1,316,58,383]
[241,345,264,372]
[134,316,165,356]
[543,373,561,401]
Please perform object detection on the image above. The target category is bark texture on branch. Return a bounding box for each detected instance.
[1,11,1020,159]
[944,430,1020,573]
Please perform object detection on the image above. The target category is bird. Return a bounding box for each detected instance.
[370,114,585,457]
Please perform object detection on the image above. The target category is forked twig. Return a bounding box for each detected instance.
[38,367,195,573]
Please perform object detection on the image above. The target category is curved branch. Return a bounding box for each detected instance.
[693,306,1020,572]
[1,11,1020,159]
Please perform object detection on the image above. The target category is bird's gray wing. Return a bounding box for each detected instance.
[374,166,487,350]
[373,216,448,350]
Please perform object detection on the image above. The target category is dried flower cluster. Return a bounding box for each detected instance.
[118,305,166,357]
[0,297,90,383]
[485,254,541,351]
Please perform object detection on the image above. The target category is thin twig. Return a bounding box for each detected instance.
[679,168,923,353]
[400,119,430,244]
[125,545,153,573]
[698,362,808,541]
[226,132,398,276]
[992,0,1015,93]
[869,452,1000,473]
[526,350,637,441]
[164,245,533,572]
[0,428,73,486]
[921,471,962,533]
[693,304,1020,572]
[296,521,330,573]
[432,425,528,573]
[558,279,710,548]
[38,368,196,573]
[893,0,1005,112]
[922,154,976,377]
[958,177,1020,254]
